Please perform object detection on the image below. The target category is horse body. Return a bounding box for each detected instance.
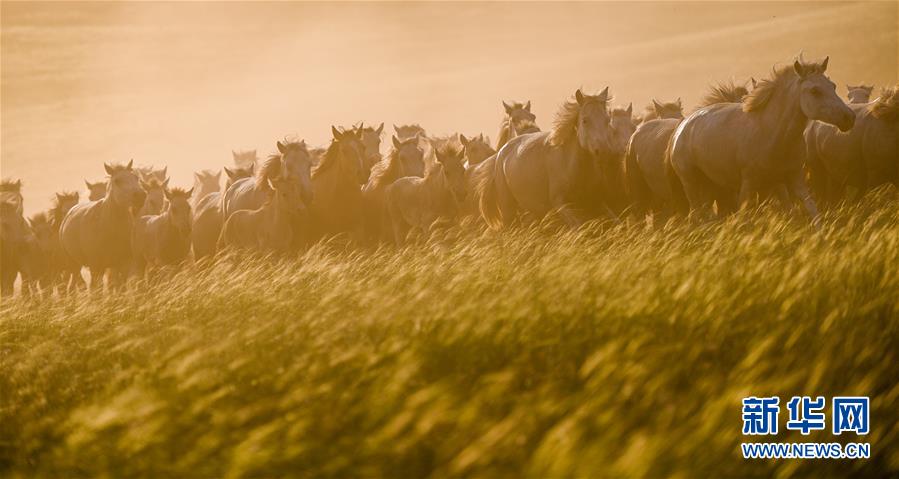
[133,188,193,276]
[476,88,624,229]
[385,144,466,245]
[219,178,302,253]
[669,57,854,219]
[60,161,147,289]
[192,165,254,260]
[362,136,424,243]
[309,127,366,240]
[806,87,899,204]
[222,140,313,221]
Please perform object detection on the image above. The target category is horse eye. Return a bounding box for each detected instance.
[810,87,822,96]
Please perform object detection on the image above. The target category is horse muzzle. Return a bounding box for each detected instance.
[132,191,147,208]
[837,111,855,132]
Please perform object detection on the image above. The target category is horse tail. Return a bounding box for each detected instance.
[474,153,513,230]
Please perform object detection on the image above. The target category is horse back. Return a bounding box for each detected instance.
[223,178,265,221]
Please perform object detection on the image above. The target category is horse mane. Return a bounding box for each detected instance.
[549,94,610,147]
[369,150,403,190]
[743,59,824,112]
[255,140,307,188]
[429,143,464,178]
[105,162,134,176]
[312,138,345,179]
[869,85,899,121]
[29,211,50,227]
[167,187,192,199]
[699,80,750,107]
[50,191,78,225]
[1,179,22,193]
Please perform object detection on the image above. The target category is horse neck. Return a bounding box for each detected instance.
[754,77,807,147]
[424,166,450,206]
[496,120,510,149]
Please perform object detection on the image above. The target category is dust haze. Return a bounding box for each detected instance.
[2,1,896,215]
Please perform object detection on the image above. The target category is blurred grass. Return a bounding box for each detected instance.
[2,191,898,477]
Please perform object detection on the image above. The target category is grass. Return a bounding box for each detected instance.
[2,192,898,477]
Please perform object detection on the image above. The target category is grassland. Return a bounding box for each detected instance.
[2,192,899,477]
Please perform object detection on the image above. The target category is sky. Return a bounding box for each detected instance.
[2,1,897,215]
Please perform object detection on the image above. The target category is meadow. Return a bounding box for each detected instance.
[2,192,898,477]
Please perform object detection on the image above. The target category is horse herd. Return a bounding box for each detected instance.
[1,55,897,296]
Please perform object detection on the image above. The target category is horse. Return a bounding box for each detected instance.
[309,126,366,240]
[24,192,80,295]
[475,87,624,229]
[218,177,304,254]
[805,85,899,205]
[138,177,168,217]
[1,200,34,297]
[222,140,314,221]
[59,160,147,291]
[192,169,221,210]
[460,134,496,168]
[385,143,467,246]
[641,99,684,122]
[847,84,874,104]
[232,149,258,170]
[356,122,385,182]
[668,56,854,220]
[137,165,168,183]
[626,81,751,219]
[191,164,254,260]
[0,179,24,216]
[133,187,193,278]
[362,135,425,243]
[607,104,638,213]
[85,180,108,201]
[495,101,538,150]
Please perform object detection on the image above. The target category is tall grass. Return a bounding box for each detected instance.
[2,192,898,477]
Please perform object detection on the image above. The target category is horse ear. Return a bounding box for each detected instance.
[375,122,384,135]
[232,150,238,159]
[793,60,807,78]
[187,187,194,198]
[575,90,585,105]
[331,125,341,140]
[597,87,610,103]
[392,135,402,149]
[85,179,92,188]
[820,56,829,72]
[104,163,114,175]
[163,188,172,201]
[626,102,633,115]
[652,99,663,113]
[751,77,758,89]
[277,141,287,154]
[393,124,401,133]
[524,100,531,112]
[224,167,235,179]
[502,101,513,115]
[126,159,133,170]
[676,97,683,108]
[248,163,255,174]
[160,166,167,178]
[459,134,469,147]
[215,170,222,180]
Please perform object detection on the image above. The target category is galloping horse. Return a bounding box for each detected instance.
[806,85,898,205]
[362,135,425,243]
[192,170,221,210]
[223,140,314,221]
[668,56,854,219]
[626,81,750,219]
[60,161,147,290]
[133,187,193,276]
[192,164,254,260]
[219,177,304,254]
[475,87,625,229]
[309,126,367,240]
[385,143,467,245]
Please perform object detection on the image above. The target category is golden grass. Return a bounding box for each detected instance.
[2,191,899,477]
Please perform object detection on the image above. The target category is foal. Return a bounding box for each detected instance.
[385,144,467,246]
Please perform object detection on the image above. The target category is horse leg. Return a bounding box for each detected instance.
[89,267,105,294]
[786,171,820,223]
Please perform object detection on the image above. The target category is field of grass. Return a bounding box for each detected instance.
[2,193,899,477]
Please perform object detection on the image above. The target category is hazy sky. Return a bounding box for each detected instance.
[2,1,897,214]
